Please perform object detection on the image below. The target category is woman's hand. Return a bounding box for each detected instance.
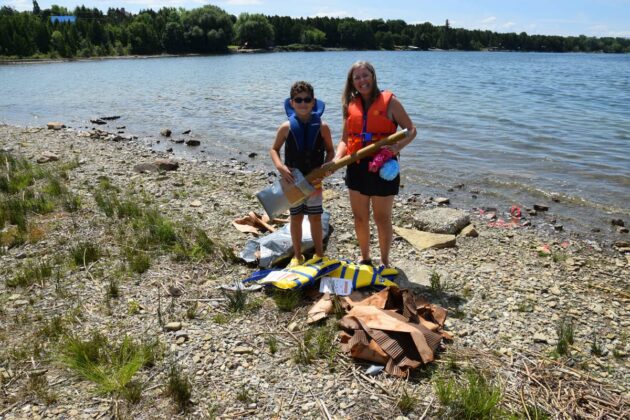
[384,144,401,155]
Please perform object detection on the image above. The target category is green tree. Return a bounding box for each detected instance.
[183,5,233,53]
[128,22,158,54]
[162,21,185,52]
[301,27,326,45]
[50,30,66,56]
[234,13,274,48]
[338,19,375,49]
[375,31,395,50]
[32,0,40,15]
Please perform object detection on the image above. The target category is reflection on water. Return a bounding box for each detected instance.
[1,51,629,235]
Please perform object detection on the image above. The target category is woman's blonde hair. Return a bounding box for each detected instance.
[341,61,380,118]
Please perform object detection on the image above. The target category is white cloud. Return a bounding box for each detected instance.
[313,9,350,18]
[481,16,497,24]
[503,22,516,29]
[225,0,262,5]
[6,0,32,12]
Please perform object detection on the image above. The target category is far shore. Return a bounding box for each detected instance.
[2,45,622,65]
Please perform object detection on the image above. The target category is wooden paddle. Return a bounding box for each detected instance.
[256,129,408,217]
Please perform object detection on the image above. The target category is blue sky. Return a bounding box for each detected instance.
[4,0,629,37]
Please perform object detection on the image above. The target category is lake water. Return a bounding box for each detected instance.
[1,51,629,238]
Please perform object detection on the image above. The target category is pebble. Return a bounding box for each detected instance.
[165,322,182,331]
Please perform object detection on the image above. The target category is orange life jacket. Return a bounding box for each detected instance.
[346,90,397,155]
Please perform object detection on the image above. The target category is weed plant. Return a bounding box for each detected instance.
[28,374,58,405]
[37,316,66,341]
[127,248,151,273]
[94,190,117,217]
[212,314,228,324]
[166,364,192,413]
[272,288,301,312]
[266,335,278,354]
[44,176,66,197]
[556,318,575,356]
[236,385,254,404]
[186,302,198,320]
[106,279,120,299]
[434,369,503,419]
[59,333,159,402]
[7,260,53,288]
[590,338,604,357]
[116,199,142,219]
[397,387,419,414]
[224,288,248,313]
[293,321,338,366]
[430,270,443,292]
[71,242,100,266]
[62,193,81,213]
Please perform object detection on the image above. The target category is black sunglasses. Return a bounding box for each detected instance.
[292,97,313,104]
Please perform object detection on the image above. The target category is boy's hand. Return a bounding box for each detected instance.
[320,161,336,177]
[278,165,295,183]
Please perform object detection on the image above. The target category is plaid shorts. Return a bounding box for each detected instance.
[290,187,323,216]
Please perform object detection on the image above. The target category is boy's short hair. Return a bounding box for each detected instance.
[290,81,314,99]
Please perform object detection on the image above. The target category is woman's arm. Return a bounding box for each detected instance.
[333,120,349,161]
[387,96,417,154]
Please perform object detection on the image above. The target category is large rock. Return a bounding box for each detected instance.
[413,208,470,234]
[46,122,65,130]
[37,151,59,163]
[394,226,456,251]
[154,158,179,171]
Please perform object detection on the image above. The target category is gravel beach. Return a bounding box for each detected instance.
[0,124,628,419]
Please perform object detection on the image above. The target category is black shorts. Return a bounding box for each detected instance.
[345,157,400,196]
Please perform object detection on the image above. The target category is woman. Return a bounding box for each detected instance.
[334,61,417,269]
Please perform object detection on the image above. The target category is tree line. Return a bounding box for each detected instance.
[1,1,628,58]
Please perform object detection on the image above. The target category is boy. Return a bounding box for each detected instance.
[270,81,334,266]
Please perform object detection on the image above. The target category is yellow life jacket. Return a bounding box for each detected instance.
[259,257,341,289]
[326,261,398,289]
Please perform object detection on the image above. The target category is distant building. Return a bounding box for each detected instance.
[50,16,76,24]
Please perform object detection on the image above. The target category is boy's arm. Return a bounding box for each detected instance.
[270,122,294,183]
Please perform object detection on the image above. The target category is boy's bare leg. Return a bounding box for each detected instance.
[372,195,395,266]
[308,213,324,257]
[290,213,304,258]
[349,189,371,262]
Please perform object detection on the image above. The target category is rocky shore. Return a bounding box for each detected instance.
[0,124,628,419]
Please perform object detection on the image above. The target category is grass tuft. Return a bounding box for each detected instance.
[434,369,503,419]
[430,270,443,292]
[397,387,419,414]
[272,288,301,312]
[556,318,575,356]
[166,364,192,413]
[223,288,248,313]
[59,333,159,402]
[7,260,53,288]
[293,321,338,366]
[71,242,100,266]
[266,335,278,354]
[590,337,604,357]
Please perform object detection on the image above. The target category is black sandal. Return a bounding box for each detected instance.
[357,258,373,266]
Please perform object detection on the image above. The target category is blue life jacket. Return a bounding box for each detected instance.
[283,98,326,174]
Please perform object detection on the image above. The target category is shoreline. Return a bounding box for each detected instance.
[1,47,624,65]
[0,123,628,417]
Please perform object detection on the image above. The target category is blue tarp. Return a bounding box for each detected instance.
[50,16,76,24]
